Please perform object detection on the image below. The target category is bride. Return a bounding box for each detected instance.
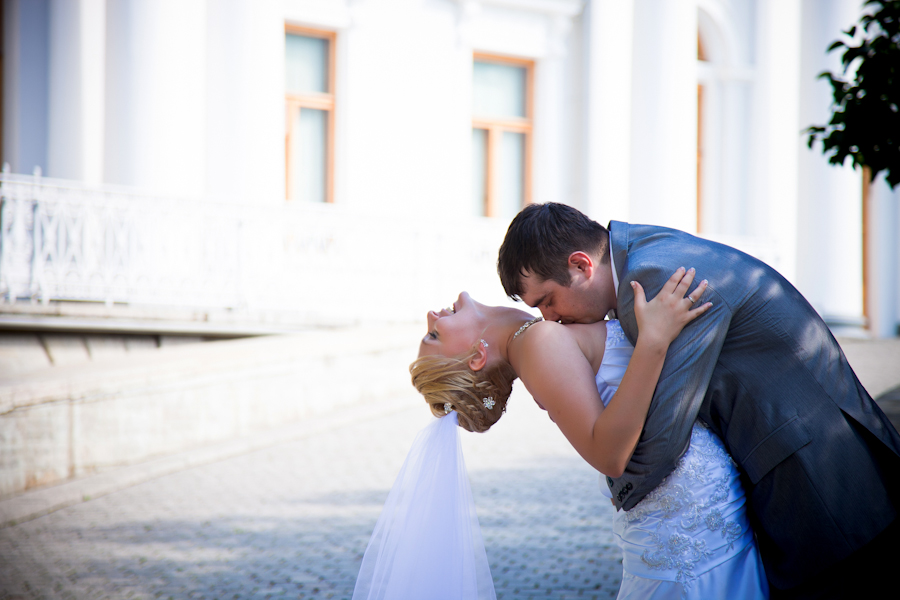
[408,268,768,599]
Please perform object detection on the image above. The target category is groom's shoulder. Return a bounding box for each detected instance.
[611,221,698,249]
[613,222,739,275]
[611,220,687,236]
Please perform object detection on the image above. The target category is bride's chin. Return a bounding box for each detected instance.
[456,291,478,311]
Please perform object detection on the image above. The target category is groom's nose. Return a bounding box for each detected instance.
[539,307,559,322]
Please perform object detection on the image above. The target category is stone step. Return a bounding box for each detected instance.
[0,324,423,498]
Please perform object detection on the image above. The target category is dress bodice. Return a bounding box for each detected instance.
[595,320,633,408]
[592,321,761,597]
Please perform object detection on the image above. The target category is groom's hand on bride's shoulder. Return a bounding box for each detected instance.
[632,268,712,349]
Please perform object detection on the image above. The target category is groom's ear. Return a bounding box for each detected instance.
[568,251,595,279]
[468,343,488,372]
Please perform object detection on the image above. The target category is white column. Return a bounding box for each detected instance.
[45,0,105,183]
[628,0,697,231]
[206,0,284,205]
[795,0,864,324]
[533,16,573,206]
[584,0,634,223]
[754,0,802,283]
[866,176,900,337]
[3,0,50,174]
[104,0,207,196]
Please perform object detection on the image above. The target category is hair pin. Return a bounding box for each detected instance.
[444,402,452,414]
[483,397,495,409]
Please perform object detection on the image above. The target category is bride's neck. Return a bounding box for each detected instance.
[482,306,539,364]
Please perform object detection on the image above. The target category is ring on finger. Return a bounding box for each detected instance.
[687,295,695,303]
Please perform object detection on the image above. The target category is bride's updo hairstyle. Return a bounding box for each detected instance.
[410,349,518,433]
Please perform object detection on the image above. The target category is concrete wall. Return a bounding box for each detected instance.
[0,324,422,498]
[0,332,210,379]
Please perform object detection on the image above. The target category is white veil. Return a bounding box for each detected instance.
[351,412,496,600]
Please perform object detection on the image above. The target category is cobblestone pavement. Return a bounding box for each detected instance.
[0,389,623,600]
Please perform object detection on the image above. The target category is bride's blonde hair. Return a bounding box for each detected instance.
[410,349,518,433]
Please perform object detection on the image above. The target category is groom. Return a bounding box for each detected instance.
[497,203,900,598]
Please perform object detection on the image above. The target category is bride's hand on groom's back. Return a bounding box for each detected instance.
[631,268,712,350]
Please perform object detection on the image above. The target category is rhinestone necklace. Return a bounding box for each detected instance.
[512,316,544,341]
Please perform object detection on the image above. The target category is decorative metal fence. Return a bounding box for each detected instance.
[0,170,511,324]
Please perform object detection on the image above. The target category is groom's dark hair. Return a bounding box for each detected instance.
[498,202,608,300]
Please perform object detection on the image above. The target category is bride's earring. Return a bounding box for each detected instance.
[480,339,489,348]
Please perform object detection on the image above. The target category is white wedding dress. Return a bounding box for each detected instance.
[351,319,768,600]
[596,320,769,599]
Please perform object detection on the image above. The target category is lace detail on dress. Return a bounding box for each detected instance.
[622,422,743,594]
[605,320,627,348]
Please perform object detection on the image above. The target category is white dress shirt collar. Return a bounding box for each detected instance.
[609,232,619,296]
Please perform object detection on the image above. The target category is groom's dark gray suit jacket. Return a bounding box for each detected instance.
[607,221,900,589]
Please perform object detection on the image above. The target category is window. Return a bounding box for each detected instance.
[472,54,533,219]
[285,26,335,203]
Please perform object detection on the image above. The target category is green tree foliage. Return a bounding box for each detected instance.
[806,0,900,188]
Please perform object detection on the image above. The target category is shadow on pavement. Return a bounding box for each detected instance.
[0,457,622,600]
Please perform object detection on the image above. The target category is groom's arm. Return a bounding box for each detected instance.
[611,263,733,510]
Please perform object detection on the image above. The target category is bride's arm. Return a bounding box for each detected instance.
[515,268,710,478]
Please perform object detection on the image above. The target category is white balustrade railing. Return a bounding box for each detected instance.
[0,171,244,308]
[0,170,514,324]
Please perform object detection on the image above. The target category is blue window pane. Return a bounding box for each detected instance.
[289,107,327,202]
[497,132,525,219]
[473,61,526,119]
[285,34,328,94]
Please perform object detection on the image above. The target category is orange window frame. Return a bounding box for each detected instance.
[285,25,336,203]
[472,52,534,217]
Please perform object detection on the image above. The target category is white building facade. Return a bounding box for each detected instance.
[2,0,898,336]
